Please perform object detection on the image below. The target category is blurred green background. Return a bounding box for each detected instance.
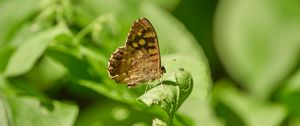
[1,0,300,126]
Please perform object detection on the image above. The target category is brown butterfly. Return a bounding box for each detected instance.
[107,17,165,87]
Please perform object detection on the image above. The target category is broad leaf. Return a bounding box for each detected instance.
[215,0,300,99]
[5,25,70,77]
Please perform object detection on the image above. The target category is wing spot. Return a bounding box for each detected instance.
[144,32,154,38]
[137,32,142,36]
[139,39,146,46]
[132,42,139,47]
[148,42,154,47]
[148,49,158,54]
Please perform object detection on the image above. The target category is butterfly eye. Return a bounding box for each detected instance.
[141,30,146,33]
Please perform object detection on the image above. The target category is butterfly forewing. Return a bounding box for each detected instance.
[108,17,164,87]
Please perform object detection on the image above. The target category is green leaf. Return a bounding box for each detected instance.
[141,2,207,59]
[46,48,97,81]
[215,0,300,99]
[24,56,68,91]
[212,79,287,126]
[0,0,40,46]
[0,97,9,126]
[162,54,221,126]
[148,0,181,11]
[172,113,194,126]
[77,79,139,105]
[2,96,78,126]
[279,68,300,116]
[75,100,153,126]
[152,118,168,126]
[5,24,70,77]
[289,117,300,126]
[0,46,14,73]
[280,68,300,94]
[140,2,219,125]
[0,74,17,96]
[137,68,193,125]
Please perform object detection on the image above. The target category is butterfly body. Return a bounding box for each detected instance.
[108,17,165,87]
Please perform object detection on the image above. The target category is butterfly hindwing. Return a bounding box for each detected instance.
[108,17,164,87]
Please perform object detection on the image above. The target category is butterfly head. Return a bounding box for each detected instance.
[161,66,166,73]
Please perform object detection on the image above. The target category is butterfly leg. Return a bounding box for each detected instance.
[144,82,151,93]
[159,78,167,98]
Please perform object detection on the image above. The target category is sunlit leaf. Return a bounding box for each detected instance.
[0,0,40,46]
[137,68,193,125]
[5,25,70,77]
[215,0,300,99]
[3,96,78,126]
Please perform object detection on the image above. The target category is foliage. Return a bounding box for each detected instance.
[0,0,208,125]
[213,0,300,126]
[1,0,300,126]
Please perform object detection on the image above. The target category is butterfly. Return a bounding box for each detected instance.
[107,17,165,87]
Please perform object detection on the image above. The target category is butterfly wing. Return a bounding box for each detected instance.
[108,17,163,87]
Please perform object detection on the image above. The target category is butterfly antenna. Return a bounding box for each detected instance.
[161,48,176,68]
[161,47,169,67]
[160,48,176,97]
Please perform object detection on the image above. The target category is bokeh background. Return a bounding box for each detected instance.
[1,0,300,126]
